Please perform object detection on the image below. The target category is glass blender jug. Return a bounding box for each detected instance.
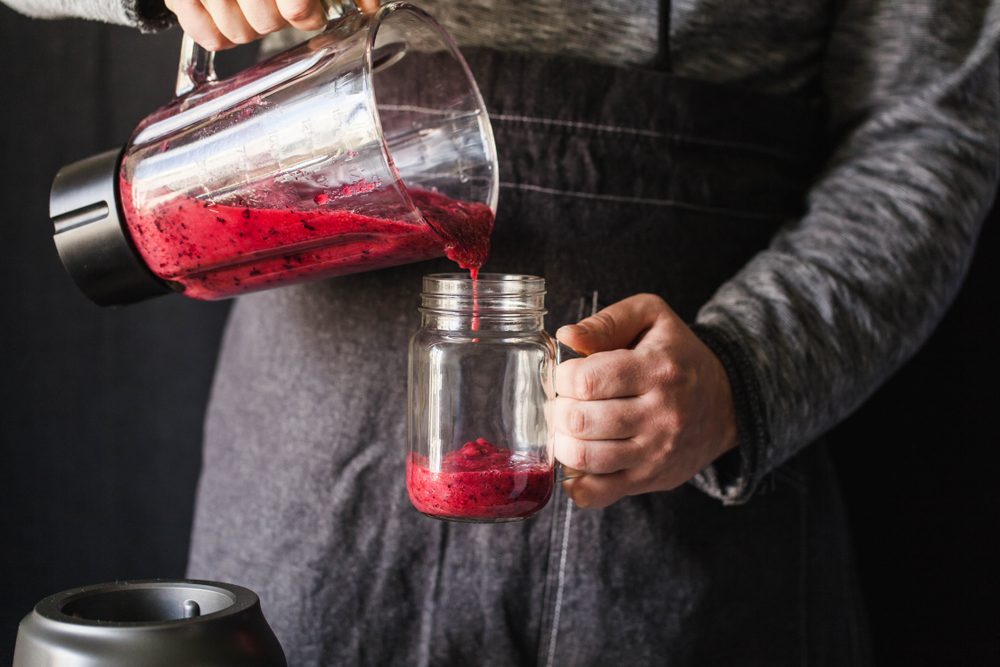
[50,2,498,305]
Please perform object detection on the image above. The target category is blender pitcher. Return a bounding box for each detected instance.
[50,1,498,305]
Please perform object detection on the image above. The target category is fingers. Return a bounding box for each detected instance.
[236,0,288,34]
[561,462,687,509]
[554,433,645,475]
[561,470,634,509]
[553,395,645,441]
[201,0,261,44]
[556,293,673,356]
[555,350,653,400]
[166,0,236,50]
[275,0,328,30]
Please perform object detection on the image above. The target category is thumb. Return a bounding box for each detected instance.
[556,293,668,355]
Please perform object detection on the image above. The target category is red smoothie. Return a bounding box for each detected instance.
[407,438,554,521]
[119,178,494,300]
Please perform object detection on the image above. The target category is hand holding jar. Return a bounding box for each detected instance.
[554,293,739,509]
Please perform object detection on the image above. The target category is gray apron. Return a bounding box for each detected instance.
[187,49,872,666]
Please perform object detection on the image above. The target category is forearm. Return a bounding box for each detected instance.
[692,1,1000,504]
[1,0,173,31]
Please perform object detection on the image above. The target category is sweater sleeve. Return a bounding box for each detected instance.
[0,0,173,31]
[690,1,1000,504]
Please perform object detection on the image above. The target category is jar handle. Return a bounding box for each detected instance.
[555,292,601,483]
[173,0,361,97]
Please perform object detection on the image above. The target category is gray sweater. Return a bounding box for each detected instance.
[7,0,1000,504]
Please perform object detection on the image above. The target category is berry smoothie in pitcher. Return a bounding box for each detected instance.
[119,179,494,300]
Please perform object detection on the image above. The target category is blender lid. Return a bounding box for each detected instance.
[13,579,287,667]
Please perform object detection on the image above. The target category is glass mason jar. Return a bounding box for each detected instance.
[407,274,556,522]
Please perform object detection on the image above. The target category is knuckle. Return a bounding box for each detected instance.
[567,443,590,471]
[638,292,668,310]
[655,357,683,385]
[280,0,315,21]
[568,407,588,436]
[575,366,599,400]
[200,34,230,51]
[249,16,285,33]
[230,30,258,44]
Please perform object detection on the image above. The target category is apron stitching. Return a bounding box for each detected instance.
[542,293,591,667]
[492,113,805,160]
[545,496,575,667]
[798,477,809,667]
[499,181,786,220]
[416,523,448,667]
[537,490,563,667]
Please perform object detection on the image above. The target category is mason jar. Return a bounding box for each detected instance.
[407,274,556,522]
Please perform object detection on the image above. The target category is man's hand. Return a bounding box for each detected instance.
[165,0,380,51]
[554,293,738,509]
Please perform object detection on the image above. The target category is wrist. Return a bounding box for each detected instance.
[687,321,768,505]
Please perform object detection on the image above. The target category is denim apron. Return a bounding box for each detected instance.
[187,49,872,666]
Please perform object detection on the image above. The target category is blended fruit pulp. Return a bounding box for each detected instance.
[119,177,494,300]
[407,438,554,521]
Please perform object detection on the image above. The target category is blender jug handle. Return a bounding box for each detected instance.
[173,0,360,97]
[175,33,217,97]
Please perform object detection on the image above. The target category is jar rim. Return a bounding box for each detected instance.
[422,273,545,295]
[420,273,546,317]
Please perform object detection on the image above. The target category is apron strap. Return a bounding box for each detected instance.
[654,0,672,73]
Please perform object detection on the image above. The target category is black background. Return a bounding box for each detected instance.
[0,6,997,665]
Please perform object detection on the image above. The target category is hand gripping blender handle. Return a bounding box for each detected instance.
[173,0,361,97]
